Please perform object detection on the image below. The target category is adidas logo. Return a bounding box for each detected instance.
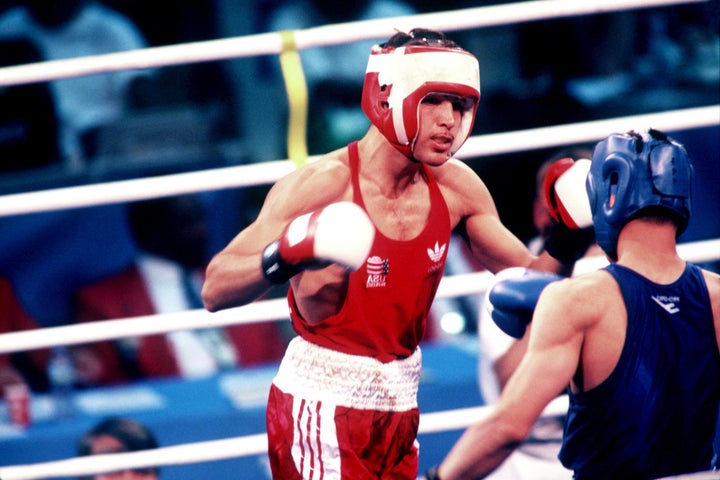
[427,242,446,263]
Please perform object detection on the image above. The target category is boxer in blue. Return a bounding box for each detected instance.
[428,129,720,480]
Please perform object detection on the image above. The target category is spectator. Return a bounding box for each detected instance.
[0,37,62,173]
[72,194,287,386]
[0,276,49,393]
[0,0,151,166]
[77,416,159,480]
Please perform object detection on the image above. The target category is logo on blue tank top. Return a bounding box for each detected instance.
[651,295,680,314]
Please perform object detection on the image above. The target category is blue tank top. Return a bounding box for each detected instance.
[559,263,720,479]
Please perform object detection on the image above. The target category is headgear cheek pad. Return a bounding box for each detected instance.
[361,44,480,158]
[586,130,693,260]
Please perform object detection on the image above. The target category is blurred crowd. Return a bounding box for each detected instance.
[0,0,718,395]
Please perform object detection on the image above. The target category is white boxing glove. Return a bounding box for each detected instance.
[542,158,596,262]
[543,157,593,229]
[262,202,375,284]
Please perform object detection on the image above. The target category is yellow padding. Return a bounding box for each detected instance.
[279,31,308,167]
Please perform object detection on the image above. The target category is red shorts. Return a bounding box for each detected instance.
[266,384,419,479]
[265,337,422,479]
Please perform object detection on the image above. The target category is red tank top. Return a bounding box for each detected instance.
[288,141,451,362]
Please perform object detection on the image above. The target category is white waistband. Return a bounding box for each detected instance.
[273,337,421,412]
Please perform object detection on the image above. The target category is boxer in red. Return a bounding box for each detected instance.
[202,28,591,479]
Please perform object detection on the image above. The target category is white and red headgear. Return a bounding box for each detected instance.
[361,43,480,158]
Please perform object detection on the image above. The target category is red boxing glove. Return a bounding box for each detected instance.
[542,157,592,229]
[542,158,595,263]
[262,202,375,284]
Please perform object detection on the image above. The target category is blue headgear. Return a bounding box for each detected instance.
[586,129,693,260]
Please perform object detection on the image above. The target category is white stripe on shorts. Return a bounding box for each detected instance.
[292,397,340,480]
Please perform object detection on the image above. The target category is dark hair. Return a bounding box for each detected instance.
[77,417,159,478]
[381,28,460,49]
[628,205,686,230]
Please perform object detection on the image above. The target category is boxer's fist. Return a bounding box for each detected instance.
[541,158,595,262]
[487,267,562,339]
[542,158,592,229]
[262,202,375,284]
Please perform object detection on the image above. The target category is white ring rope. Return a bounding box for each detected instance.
[0,434,269,480]
[1,1,718,478]
[0,0,708,88]
[0,238,718,355]
[0,105,717,217]
[0,394,571,480]
[11,392,714,479]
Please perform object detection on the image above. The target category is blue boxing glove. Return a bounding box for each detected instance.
[487,267,562,339]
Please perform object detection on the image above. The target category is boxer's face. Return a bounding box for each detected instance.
[413,93,465,165]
